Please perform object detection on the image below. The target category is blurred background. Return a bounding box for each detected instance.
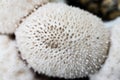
[51,0,120,28]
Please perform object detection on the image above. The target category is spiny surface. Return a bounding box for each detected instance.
[90,24,120,80]
[0,0,49,34]
[16,3,110,79]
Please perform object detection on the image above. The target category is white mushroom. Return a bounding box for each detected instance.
[0,0,49,34]
[0,35,35,80]
[90,24,120,80]
[15,3,110,79]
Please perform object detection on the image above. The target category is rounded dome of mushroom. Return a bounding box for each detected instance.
[15,3,110,79]
[0,0,49,34]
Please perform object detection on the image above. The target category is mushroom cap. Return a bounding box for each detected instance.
[0,0,49,34]
[90,24,120,80]
[15,3,110,79]
[0,35,35,80]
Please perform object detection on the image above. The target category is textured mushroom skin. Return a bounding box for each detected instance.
[0,0,49,34]
[66,0,120,21]
[90,24,120,80]
[16,3,110,79]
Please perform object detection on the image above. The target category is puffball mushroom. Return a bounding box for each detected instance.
[90,24,120,80]
[0,0,49,34]
[15,3,110,79]
[0,35,35,80]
